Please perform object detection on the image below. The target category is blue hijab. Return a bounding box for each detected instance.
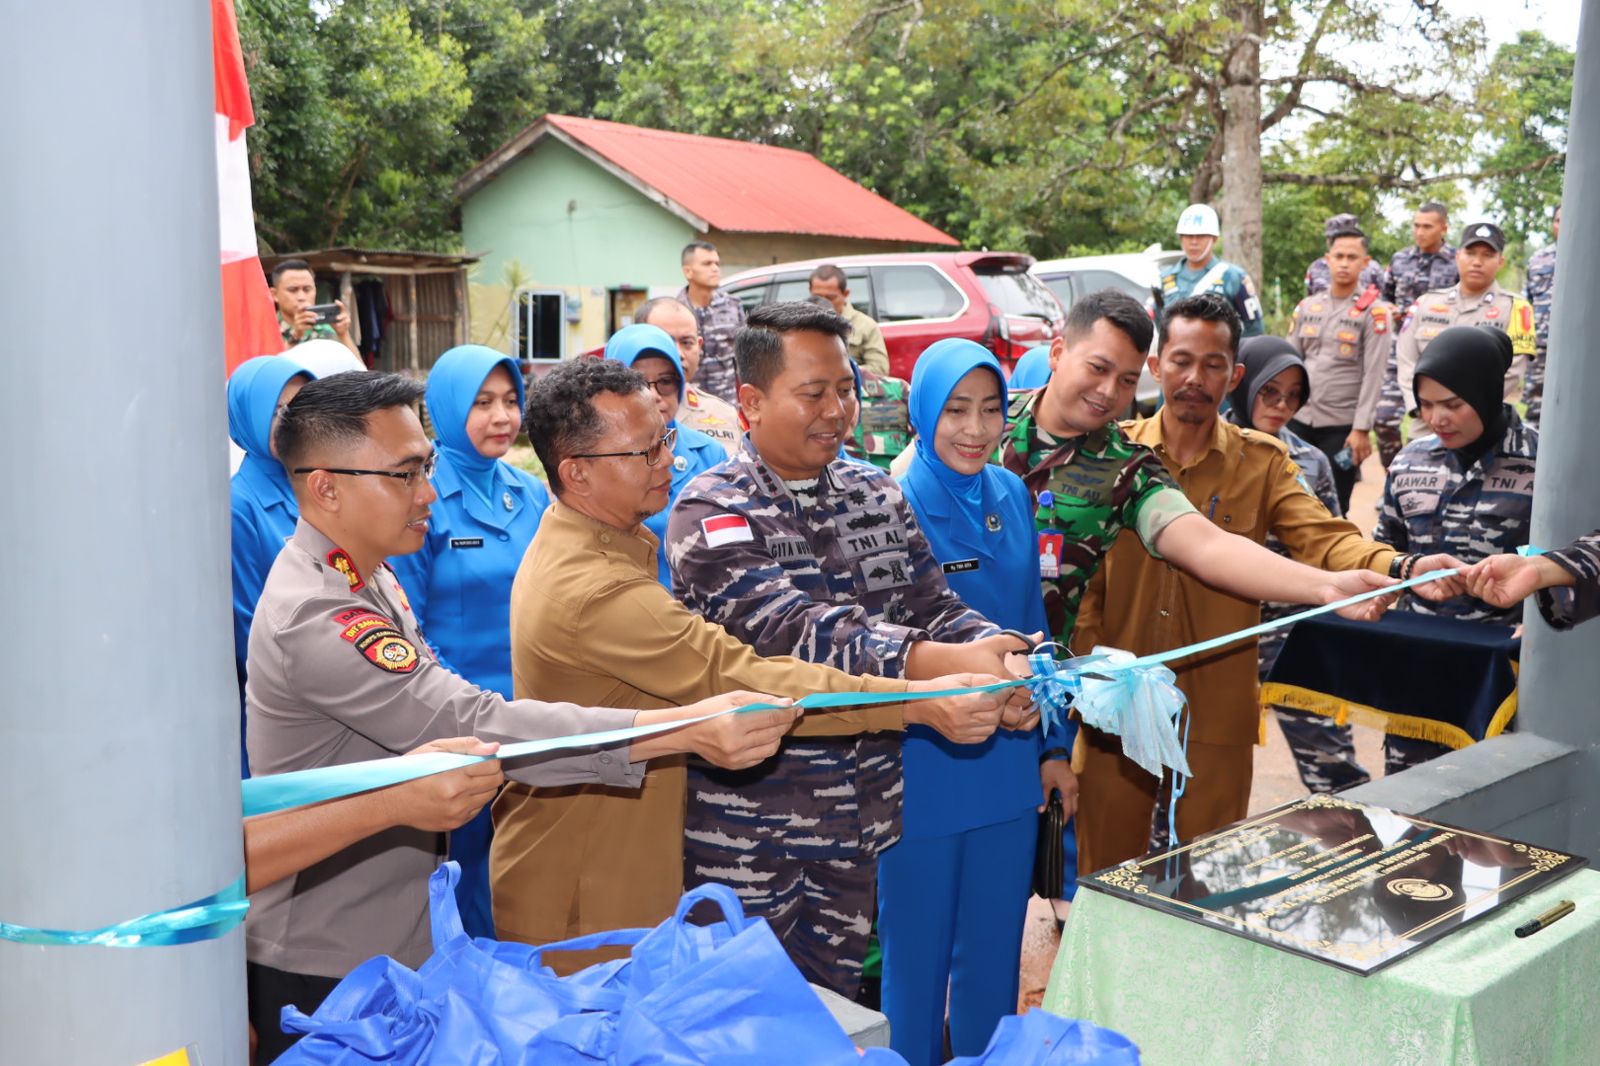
[426,345,526,508]
[1008,344,1053,390]
[905,339,1014,561]
[228,354,312,507]
[606,324,685,405]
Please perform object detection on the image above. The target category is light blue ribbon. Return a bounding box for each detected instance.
[0,874,247,948]
[1024,567,1461,845]
[242,681,1020,817]
[4,567,1462,947]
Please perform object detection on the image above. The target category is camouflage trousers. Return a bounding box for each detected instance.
[683,843,877,998]
[1521,351,1546,426]
[1374,348,1406,468]
[1275,709,1372,793]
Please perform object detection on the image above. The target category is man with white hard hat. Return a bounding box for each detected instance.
[1159,203,1265,337]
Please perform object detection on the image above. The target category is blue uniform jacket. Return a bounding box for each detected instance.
[899,468,1064,838]
[388,455,550,699]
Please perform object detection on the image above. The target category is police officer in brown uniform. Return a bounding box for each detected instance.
[1397,223,1536,413]
[243,371,797,1058]
[1287,221,1394,513]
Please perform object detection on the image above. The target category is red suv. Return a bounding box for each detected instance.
[721,251,1063,380]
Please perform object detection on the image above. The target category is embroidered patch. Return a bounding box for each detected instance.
[335,610,400,644]
[839,508,898,532]
[837,523,909,560]
[1336,330,1359,344]
[765,535,815,565]
[1484,306,1500,320]
[327,549,364,591]
[860,552,913,592]
[701,513,754,547]
[1429,303,1451,314]
[1308,302,1325,314]
[942,558,980,575]
[356,630,419,673]
[450,537,484,549]
[1519,304,1533,331]
[1373,309,1389,334]
[1301,324,1318,337]
[1339,343,1356,357]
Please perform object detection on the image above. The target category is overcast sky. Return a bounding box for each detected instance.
[1458,0,1581,49]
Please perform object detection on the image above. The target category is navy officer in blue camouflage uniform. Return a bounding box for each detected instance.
[1522,204,1559,426]
[666,301,1036,997]
[1375,202,1459,466]
[1228,336,1371,793]
[1374,325,1537,773]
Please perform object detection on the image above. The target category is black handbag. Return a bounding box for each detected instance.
[1032,791,1066,899]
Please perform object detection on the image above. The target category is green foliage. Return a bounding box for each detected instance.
[240,0,1573,303]
[1477,31,1572,254]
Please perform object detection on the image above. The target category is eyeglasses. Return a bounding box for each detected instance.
[293,450,439,486]
[571,427,678,467]
[642,375,682,399]
[1257,386,1305,411]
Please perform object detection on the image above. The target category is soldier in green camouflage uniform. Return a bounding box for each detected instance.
[847,364,912,471]
[999,387,1196,643]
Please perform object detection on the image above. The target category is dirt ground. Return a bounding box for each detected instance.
[1017,447,1391,1008]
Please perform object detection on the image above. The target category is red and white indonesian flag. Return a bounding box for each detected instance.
[701,514,754,548]
[213,0,283,375]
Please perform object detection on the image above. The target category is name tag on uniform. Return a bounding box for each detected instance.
[836,509,908,559]
[449,537,484,550]
[860,552,913,592]
[766,535,816,565]
[1053,459,1117,507]
[942,558,980,575]
[1394,468,1450,518]
[1485,465,1535,496]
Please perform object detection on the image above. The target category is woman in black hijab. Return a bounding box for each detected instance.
[1373,325,1538,773]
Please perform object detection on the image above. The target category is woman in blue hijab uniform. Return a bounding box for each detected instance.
[388,344,551,939]
[603,323,728,585]
[879,338,1076,1066]
[228,354,314,777]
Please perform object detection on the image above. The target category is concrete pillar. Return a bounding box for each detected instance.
[1521,0,1600,742]
[1518,0,1600,855]
[0,2,248,1063]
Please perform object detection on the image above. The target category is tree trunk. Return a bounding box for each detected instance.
[1219,1,1264,284]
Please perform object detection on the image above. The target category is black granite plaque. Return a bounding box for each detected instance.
[1084,794,1586,974]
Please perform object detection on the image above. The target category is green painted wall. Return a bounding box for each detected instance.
[462,139,691,293]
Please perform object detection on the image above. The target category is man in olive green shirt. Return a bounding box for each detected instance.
[811,264,890,374]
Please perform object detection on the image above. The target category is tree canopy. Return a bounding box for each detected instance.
[238,0,1572,313]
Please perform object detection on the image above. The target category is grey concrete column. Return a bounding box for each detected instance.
[0,2,248,1063]
[1519,0,1600,855]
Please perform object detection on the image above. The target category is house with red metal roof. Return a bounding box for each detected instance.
[454,114,958,359]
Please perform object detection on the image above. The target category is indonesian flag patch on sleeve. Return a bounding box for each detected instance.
[701,513,754,547]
